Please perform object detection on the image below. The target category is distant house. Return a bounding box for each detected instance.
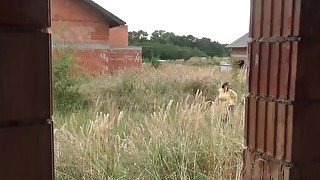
[51,0,142,73]
[226,33,249,67]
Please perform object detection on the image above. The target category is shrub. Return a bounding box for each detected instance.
[143,56,161,69]
[53,48,89,113]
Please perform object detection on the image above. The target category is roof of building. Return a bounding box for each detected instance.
[226,33,249,48]
[82,0,126,28]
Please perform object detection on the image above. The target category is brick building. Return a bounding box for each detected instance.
[51,0,142,73]
[226,33,248,67]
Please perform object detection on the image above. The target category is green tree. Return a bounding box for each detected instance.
[129,29,229,60]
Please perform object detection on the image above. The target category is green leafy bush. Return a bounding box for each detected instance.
[53,48,89,113]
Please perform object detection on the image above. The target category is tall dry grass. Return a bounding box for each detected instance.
[54,63,246,179]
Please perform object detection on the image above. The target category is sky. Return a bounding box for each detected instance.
[93,0,250,44]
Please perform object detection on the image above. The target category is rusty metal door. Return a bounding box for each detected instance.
[244,0,320,179]
[0,0,54,179]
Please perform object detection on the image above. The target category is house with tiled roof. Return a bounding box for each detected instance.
[51,0,142,73]
[227,33,248,66]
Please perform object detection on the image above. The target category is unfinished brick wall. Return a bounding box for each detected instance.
[230,47,248,66]
[76,47,142,74]
[109,25,129,47]
[51,0,109,45]
[231,47,247,56]
[51,0,140,73]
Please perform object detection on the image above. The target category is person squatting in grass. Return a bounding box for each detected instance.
[217,82,238,123]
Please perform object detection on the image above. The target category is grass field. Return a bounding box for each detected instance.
[53,57,246,179]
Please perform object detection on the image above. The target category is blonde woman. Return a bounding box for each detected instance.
[218,82,238,120]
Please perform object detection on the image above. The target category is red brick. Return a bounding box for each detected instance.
[91,34,107,41]
[109,25,129,47]
[51,0,110,44]
[55,48,141,74]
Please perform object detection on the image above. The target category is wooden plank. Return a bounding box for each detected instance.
[292,103,320,176]
[0,0,50,27]
[299,1,320,39]
[0,32,52,122]
[0,123,53,179]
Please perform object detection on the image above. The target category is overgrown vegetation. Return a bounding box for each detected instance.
[129,30,230,60]
[53,48,90,114]
[53,51,246,179]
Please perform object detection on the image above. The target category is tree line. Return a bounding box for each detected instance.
[129,30,230,60]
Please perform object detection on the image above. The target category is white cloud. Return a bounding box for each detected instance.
[93,0,250,44]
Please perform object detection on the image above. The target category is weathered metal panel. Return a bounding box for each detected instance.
[0,0,50,27]
[0,123,53,179]
[0,32,52,122]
